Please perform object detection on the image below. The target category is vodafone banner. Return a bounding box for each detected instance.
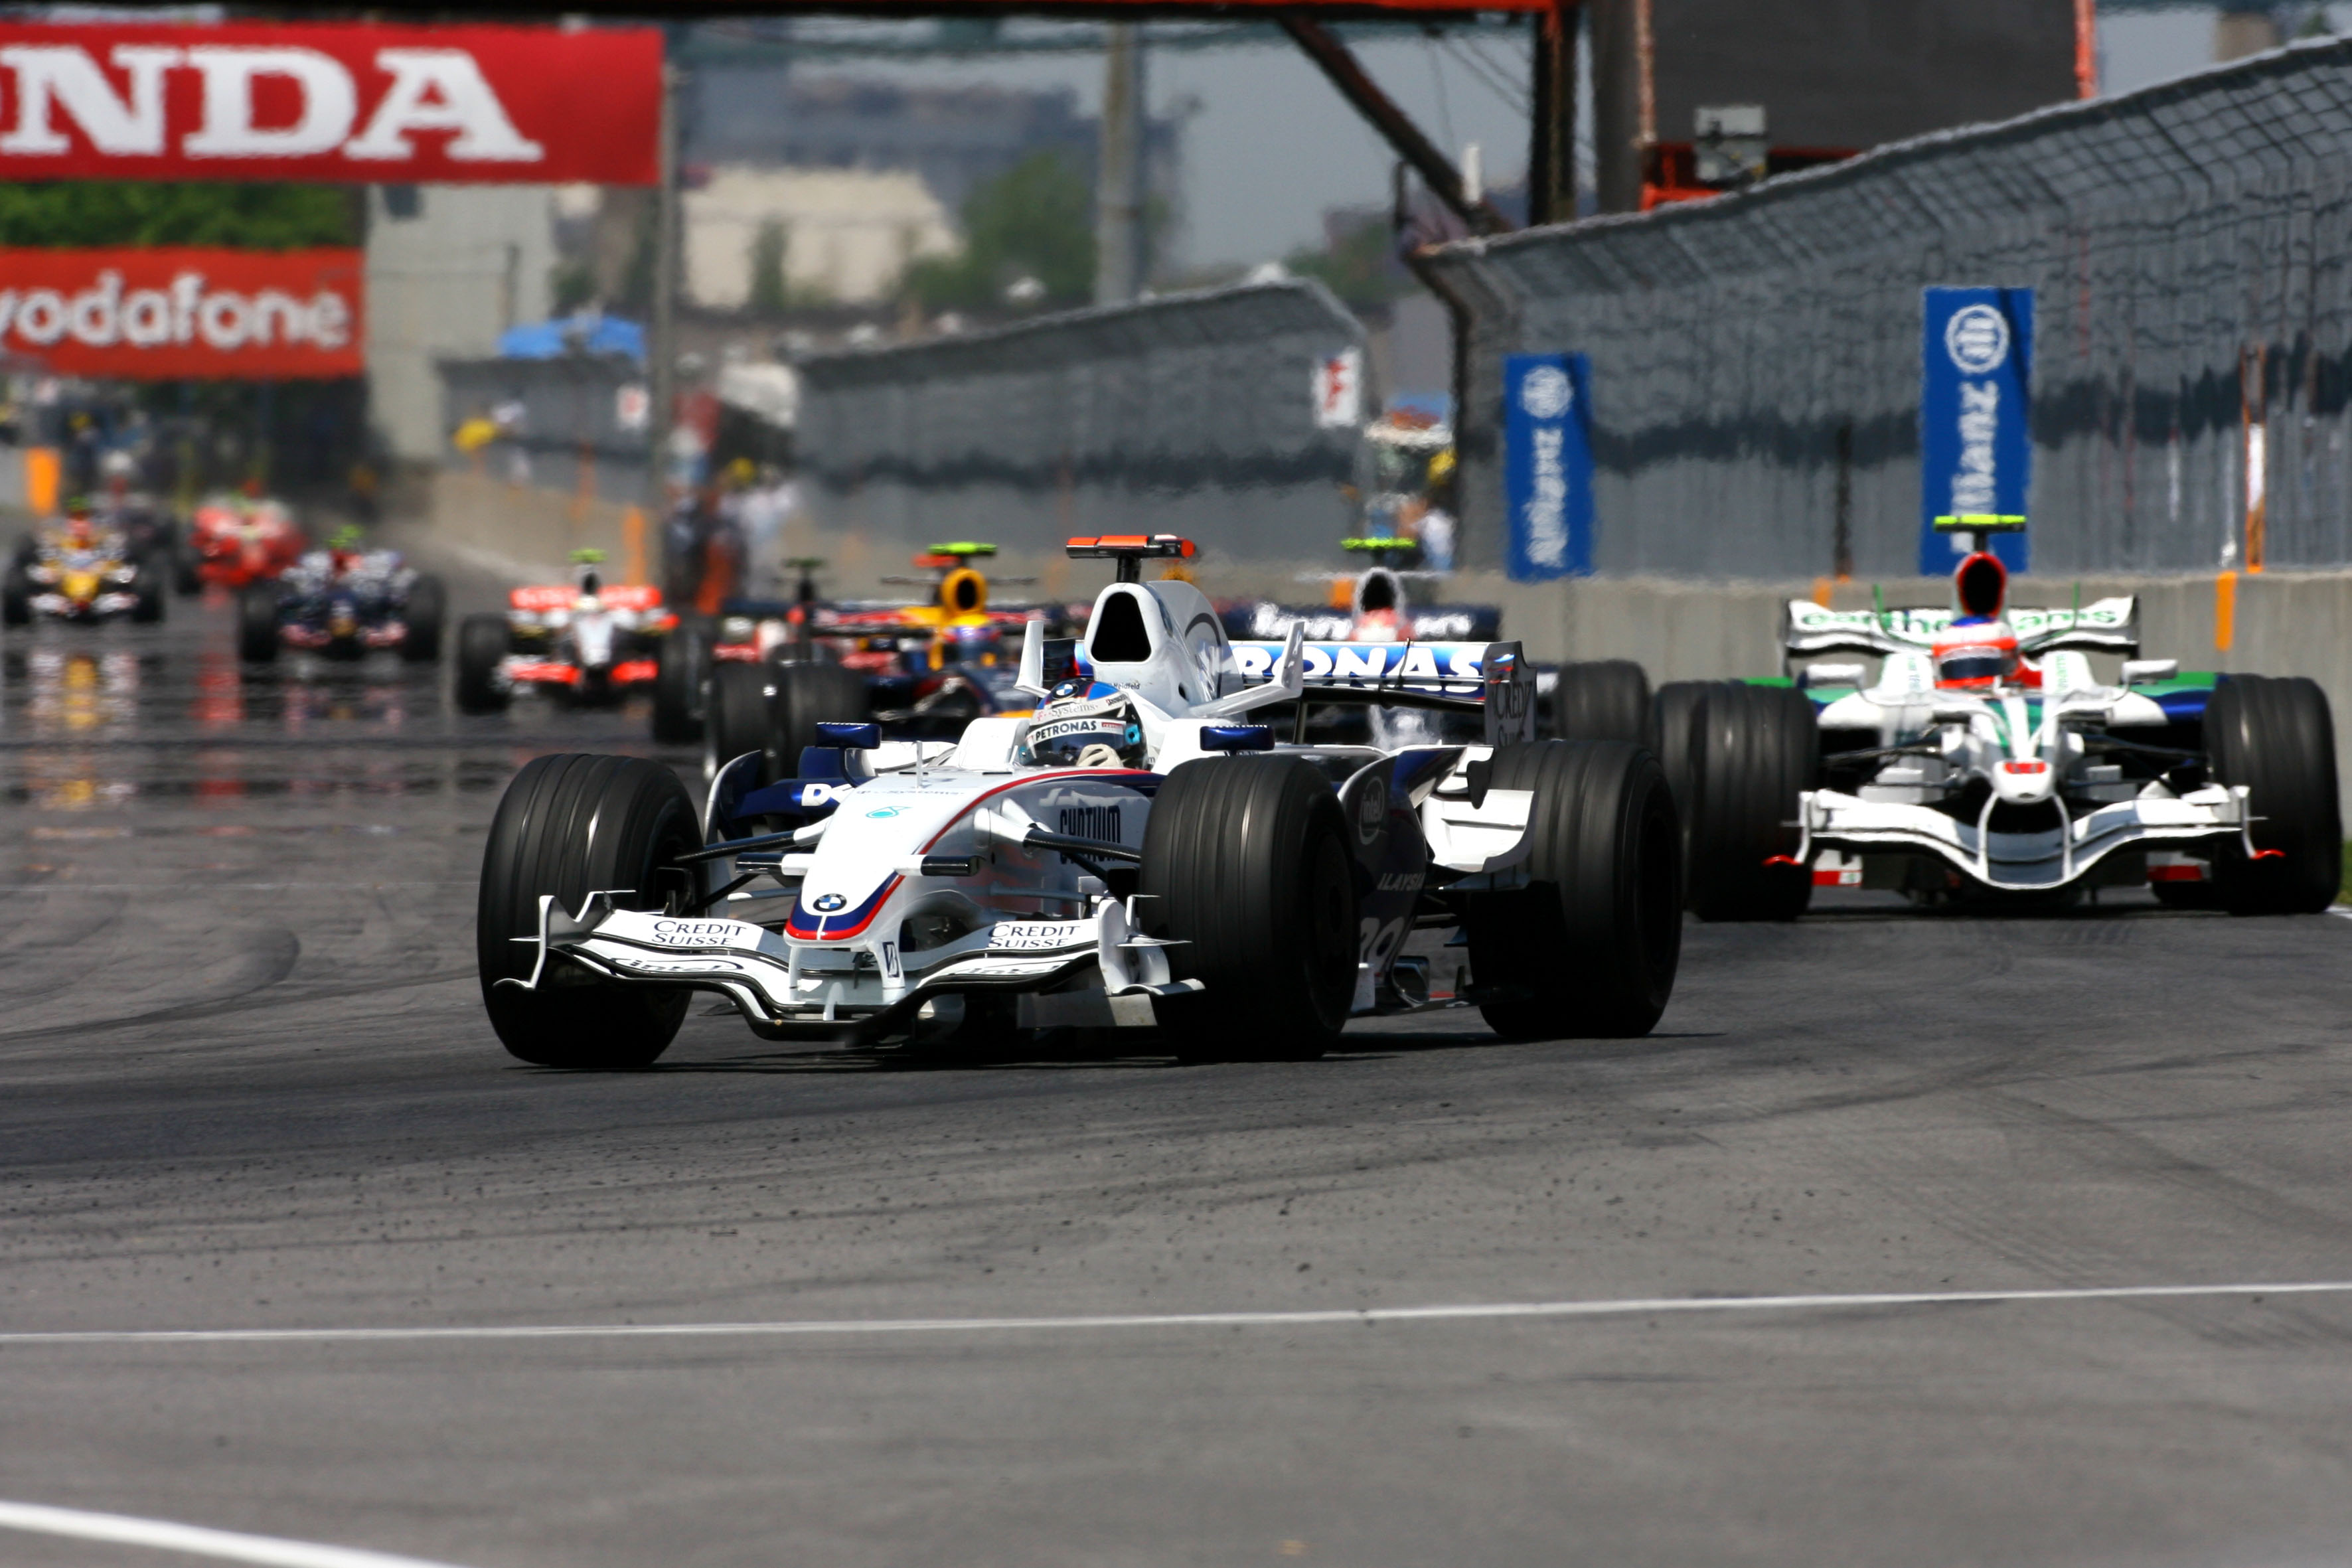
[0,23,659,185]
[0,248,363,379]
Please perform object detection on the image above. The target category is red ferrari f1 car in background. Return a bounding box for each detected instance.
[180,493,306,593]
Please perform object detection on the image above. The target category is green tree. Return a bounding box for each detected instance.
[905,151,1096,312]
[0,181,354,248]
[1284,215,1403,311]
[747,219,789,317]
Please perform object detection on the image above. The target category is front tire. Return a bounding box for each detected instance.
[236,584,280,662]
[2207,674,2341,915]
[400,573,445,663]
[1140,755,1358,1060]
[1462,739,1682,1040]
[651,621,708,744]
[454,614,511,713]
[477,753,700,1069]
[129,566,165,624]
[1686,682,1816,921]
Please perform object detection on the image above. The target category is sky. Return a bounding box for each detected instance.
[810,8,2313,274]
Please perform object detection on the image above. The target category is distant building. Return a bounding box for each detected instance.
[366,184,557,463]
[684,166,957,309]
[686,70,1186,274]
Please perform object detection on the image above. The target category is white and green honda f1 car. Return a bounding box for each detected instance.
[476,535,1682,1068]
[1660,523,2339,917]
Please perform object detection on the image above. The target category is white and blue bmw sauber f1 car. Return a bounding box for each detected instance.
[477,534,1682,1068]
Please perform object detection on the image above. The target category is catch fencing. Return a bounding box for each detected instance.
[795,279,1367,565]
[1426,36,2352,580]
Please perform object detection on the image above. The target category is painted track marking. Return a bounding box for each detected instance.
[0,1501,475,1568]
[3,1280,2348,1348]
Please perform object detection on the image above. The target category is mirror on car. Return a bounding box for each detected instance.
[2120,659,2179,686]
[1800,662,1867,689]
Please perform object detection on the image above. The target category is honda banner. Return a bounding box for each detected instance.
[1502,352,1595,580]
[0,22,659,185]
[1920,286,2033,574]
[0,248,363,379]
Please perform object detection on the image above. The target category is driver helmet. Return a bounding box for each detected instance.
[1025,680,1146,769]
[1932,623,2019,690]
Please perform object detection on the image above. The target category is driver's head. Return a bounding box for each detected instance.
[1932,624,2018,690]
[1024,680,1146,768]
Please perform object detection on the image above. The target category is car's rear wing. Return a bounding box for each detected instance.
[1226,638,1536,744]
[1784,595,2139,661]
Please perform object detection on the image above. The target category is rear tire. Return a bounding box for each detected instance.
[129,566,165,624]
[651,621,709,744]
[477,753,699,1069]
[1548,659,1652,745]
[1652,679,1727,900]
[1462,739,1682,1040]
[454,614,510,713]
[1139,755,1358,1060]
[2207,674,2341,915]
[400,573,445,663]
[1687,682,1817,921]
[705,661,779,783]
[236,584,279,662]
[772,660,872,772]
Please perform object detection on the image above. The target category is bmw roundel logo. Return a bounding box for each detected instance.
[811,893,848,913]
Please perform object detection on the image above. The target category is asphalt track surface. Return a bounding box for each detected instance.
[3,588,2352,1568]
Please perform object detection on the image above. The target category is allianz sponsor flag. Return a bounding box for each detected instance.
[1503,352,1593,580]
[1921,287,2033,574]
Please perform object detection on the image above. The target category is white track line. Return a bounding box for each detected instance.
[3,1281,2348,1348]
[0,1501,475,1568]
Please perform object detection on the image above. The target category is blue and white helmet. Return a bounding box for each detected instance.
[1026,679,1145,767]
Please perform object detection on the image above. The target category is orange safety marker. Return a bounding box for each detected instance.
[621,505,647,586]
[2215,570,2237,653]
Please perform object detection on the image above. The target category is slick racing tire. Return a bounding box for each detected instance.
[1,559,30,628]
[1462,739,1682,1040]
[651,621,709,744]
[453,614,512,713]
[1651,679,1729,900]
[771,659,871,769]
[236,584,281,663]
[709,661,874,785]
[1139,755,1358,1061]
[2206,674,2341,915]
[400,573,446,663]
[477,753,700,1069]
[129,564,165,624]
[1686,682,1816,922]
[705,662,779,783]
[1547,659,1653,745]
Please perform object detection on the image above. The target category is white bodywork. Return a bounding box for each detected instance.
[508,573,1539,1040]
[1784,597,2247,892]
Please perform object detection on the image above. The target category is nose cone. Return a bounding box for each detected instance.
[1992,758,2054,805]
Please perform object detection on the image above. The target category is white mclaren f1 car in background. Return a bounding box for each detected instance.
[476,534,1683,1068]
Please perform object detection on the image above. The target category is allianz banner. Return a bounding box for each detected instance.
[0,22,659,185]
[1920,287,2033,574]
[1502,352,1594,580]
[0,248,362,379]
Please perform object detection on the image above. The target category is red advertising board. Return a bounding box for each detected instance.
[0,23,659,185]
[0,248,364,379]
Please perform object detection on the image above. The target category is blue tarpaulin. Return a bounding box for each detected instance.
[497,314,645,362]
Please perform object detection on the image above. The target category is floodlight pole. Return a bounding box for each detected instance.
[1095,23,1147,304]
[646,59,681,517]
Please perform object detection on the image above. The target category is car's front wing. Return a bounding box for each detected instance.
[500,892,1200,1044]
[1798,784,2251,892]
